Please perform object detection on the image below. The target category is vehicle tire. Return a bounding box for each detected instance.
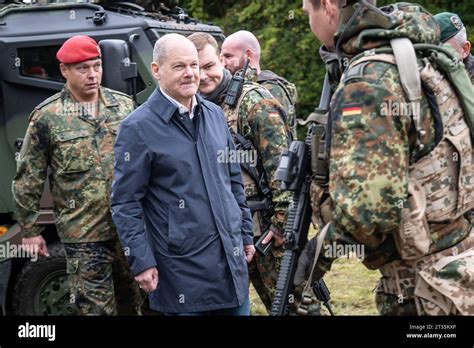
[11,243,77,315]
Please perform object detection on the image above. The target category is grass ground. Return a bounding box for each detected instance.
[250,255,380,316]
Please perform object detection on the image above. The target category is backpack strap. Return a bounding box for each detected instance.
[390,38,425,151]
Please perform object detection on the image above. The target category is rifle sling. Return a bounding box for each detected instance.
[297,222,331,314]
[232,130,272,197]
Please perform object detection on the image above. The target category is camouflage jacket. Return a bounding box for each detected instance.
[465,53,474,84]
[218,68,291,233]
[13,86,134,243]
[257,70,298,140]
[314,2,471,276]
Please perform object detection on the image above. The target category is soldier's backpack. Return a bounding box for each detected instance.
[258,70,298,105]
[347,38,474,231]
[346,37,474,315]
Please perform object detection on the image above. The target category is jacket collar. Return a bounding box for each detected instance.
[160,87,198,117]
[59,86,119,124]
[149,87,205,123]
[60,86,119,107]
[99,87,120,107]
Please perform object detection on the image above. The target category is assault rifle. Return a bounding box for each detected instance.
[270,73,334,316]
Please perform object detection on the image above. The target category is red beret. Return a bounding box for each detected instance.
[56,35,101,64]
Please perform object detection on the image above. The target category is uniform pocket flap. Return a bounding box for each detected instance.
[55,129,89,142]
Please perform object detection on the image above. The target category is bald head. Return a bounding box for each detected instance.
[153,33,198,66]
[224,31,261,57]
[221,30,261,75]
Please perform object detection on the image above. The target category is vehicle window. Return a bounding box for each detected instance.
[18,46,65,82]
[19,45,148,93]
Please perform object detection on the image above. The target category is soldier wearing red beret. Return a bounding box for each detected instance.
[56,35,102,64]
[13,35,143,316]
[56,35,103,103]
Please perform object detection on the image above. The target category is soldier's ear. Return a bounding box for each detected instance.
[59,63,69,79]
[151,61,161,81]
[325,0,340,26]
[245,48,253,60]
[462,41,471,59]
[324,0,333,15]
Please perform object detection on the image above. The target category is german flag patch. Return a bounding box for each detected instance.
[342,106,362,117]
[268,111,280,120]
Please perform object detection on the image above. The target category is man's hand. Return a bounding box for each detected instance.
[135,267,159,293]
[293,236,317,286]
[261,229,285,247]
[244,244,256,263]
[22,235,49,258]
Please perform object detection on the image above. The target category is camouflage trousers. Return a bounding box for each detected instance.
[249,237,320,315]
[64,238,143,316]
[375,229,474,315]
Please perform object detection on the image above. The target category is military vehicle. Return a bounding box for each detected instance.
[0,0,224,315]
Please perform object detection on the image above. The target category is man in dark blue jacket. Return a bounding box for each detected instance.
[111,33,255,315]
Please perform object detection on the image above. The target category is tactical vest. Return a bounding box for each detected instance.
[223,82,276,236]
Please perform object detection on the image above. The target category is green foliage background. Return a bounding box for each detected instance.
[180,0,473,123]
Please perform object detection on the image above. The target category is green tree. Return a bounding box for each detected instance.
[180,0,473,130]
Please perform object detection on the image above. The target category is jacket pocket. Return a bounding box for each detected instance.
[167,205,190,254]
[54,129,92,174]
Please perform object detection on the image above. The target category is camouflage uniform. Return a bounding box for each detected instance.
[304,2,474,315]
[465,54,474,83]
[258,71,298,140]
[12,86,142,315]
